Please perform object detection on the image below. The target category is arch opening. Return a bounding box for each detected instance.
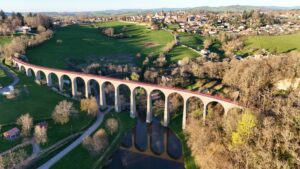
[60,75,72,97]
[205,101,225,121]
[73,77,86,99]
[87,79,100,98]
[20,66,26,73]
[48,73,59,89]
[150,89,165,124]
[117,84,131,112]
[133,87,147,121]
[102,81,115,106]
[186,96,205,123]
[26,68,35,79]
[167,92,184,123]
[36,70,47,85]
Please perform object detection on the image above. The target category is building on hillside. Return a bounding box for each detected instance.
[2,85,14,96]
[15,26,32,34]
[3,127,20,140]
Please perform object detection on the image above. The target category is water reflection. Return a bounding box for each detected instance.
[104,118,184,169]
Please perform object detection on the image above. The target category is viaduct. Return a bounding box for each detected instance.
[12,58,242,129]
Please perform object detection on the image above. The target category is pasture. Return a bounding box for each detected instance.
[245,33,300,53]
[0,36,11,46]
[26,21,174,69]
[0,71,93,151]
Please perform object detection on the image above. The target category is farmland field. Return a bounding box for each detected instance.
[245,33,300,53]
[178,32,204,50]
[0,71,93,151]
[26,21,174,69]
[0,36,11,46]
[168,45,200,62]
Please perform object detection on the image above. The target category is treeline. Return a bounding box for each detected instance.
[0,30,53,63]
[0,10,52,35]
[184,52,300,168]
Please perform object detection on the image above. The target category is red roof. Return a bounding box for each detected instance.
[3,127,20,137]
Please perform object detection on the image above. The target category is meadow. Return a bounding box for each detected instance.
[0,70,93,151]
[168,46,200,62]
[51,112,135,169]
[245,33,300,53]
[26,21,174,69]
[177,32,204,50]
[0,69,13,87]
[0,36,11,46]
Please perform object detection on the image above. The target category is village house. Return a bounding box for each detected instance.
[3,127,20,140]
[15,26,32,34]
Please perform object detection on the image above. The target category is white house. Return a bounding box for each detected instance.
[2,86,14,95]
[15,26,32,34]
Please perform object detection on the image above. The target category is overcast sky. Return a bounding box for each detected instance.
[1,0,300,12]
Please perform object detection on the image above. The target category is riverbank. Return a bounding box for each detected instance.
[169,114,198,169]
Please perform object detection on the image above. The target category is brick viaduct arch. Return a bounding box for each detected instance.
[12,58,242,129]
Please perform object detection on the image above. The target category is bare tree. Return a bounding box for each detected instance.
[82,129,109,155]
[80,97,98,116]
[105,118,119,135]
[34,126,48,145]
[102,27,114,37]
[16,113,33,137]
[203,39,212,49]
[52,100,76,125]
[0,156,4,169]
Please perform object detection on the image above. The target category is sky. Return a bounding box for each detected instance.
[1,0,300,12]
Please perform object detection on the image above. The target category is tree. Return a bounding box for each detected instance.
[203,39,212,49]
[37,25,46,33]
[105,118,119,135]
[17,113,33,137]
[80,97,98,116]
[52,100,76,124]
[208,52,219,61]
[0,156,4,169]
[222,39,244,57]
[156,53,167,67]
[1,149,28,169]
[82,129,109,155]
[130,72,140,81]
[0,10,6,21]
[34,126,47,144]
[103,27,114,37]
[93,129,108,152]
[231,110,257,148]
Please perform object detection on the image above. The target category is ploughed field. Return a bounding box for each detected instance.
[245,33,300,53]
[26,21,174,69]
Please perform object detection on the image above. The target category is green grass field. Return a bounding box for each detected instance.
[245,33,300,53]
[52,112,135,169]
[26,21,174,69]
[168,45,200,62]
[0,70,93,151]
[178,32,204,50]
[167,24,180,31]
[0,69,13,87]
[0,36,11,46]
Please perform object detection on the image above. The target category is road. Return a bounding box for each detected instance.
[37,107,112,169]
[0,63,20,94]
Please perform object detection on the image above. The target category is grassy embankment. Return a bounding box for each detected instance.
[0,69,94,152]
[244,33,300,53]
[52,112,135,169]
[26,21,174,69]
